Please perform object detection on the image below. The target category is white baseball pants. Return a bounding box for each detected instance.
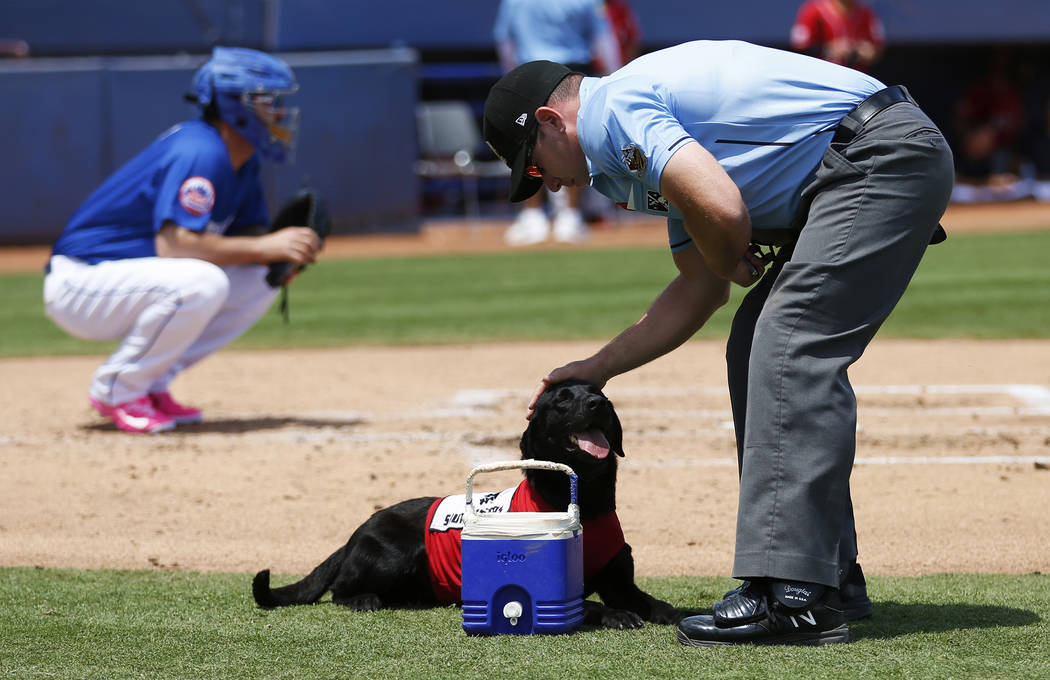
[44,255,278,406]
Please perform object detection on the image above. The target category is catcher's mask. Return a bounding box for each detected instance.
[188,46,300,163]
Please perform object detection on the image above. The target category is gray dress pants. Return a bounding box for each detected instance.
[726,94,955,587]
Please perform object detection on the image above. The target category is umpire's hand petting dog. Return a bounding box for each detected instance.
[253,379,686,629]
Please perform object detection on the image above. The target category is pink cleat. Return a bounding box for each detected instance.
[149,392,204,424]
[90,396,175,434]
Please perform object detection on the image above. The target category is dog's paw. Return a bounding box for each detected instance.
[335,593,383,612]
[649,603,688,625]
[601,609,644,630]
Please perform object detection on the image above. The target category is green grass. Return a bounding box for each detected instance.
[4,231,1049,678]
[3,230,1049,358]
[1,567,1047,680]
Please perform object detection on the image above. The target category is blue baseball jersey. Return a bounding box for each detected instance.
[576,40,885,249]
[494,0,613,65]
[52,119,268,264]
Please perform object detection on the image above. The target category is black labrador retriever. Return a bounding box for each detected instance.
[252,379,685,629]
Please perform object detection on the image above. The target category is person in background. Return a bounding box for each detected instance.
[0,38,30,58]
[790,0,885,73]
[494,0,622,245]
[43,47,321,434]
[951,50,1028,202]
[1028,92,1050,201]
[604,0,641,66]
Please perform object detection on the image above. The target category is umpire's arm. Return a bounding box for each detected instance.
[659,140,766,286]
[531,244,730,411]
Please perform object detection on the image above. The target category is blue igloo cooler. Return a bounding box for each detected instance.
[460,460,584,635]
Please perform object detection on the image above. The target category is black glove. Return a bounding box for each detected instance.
[265,188,332,288]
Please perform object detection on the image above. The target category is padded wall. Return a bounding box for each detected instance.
[5,1,1048,57]
[267,51,421,234]
[0,0,266,55]
[0,60,108,245]
[0,49,419,245]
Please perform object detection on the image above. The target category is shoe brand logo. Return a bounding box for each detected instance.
[121,413,151,430]
[789,610,817,628]
[782,585,813,602]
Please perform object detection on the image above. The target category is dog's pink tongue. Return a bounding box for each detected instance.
[576,429,610,459]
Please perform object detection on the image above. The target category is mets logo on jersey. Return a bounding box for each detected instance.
[178,176,216,216]
[620,143,648,178]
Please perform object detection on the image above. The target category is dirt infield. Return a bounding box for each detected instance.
[2,203,1049,580]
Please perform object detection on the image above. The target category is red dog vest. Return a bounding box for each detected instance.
[424,479,626,604]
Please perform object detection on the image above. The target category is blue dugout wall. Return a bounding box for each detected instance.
[0,49,419,245]
[274,0,1050,50]
[4,1,1049,55]
[0,0,269,55]
[3,1,1049,244]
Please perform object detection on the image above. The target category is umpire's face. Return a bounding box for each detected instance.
[530,107,591,193]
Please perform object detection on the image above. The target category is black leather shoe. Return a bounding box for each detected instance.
[678,580,849,647]
[722,561,874,621]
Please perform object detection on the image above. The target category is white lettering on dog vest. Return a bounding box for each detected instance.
[428,486,518,532]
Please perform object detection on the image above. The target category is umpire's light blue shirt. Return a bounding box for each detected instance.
[577,40,885,248]
[494,0,612,65]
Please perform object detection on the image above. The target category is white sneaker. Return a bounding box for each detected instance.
[504,208,550,246]
[552,208,589,243]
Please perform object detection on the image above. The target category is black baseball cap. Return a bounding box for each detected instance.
[483,60,573,202]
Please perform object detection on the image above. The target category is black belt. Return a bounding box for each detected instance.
[832,85,910,145]
[829,85,946,244]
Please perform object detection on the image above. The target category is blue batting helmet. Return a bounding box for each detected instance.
[190,47,300,163]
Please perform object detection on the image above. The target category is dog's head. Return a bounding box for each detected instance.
[520,379,624,517]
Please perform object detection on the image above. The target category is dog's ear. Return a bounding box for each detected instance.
[607,398,625,457]
[520,384,559,454]
[519,422,532,459]
[519,403,546,459]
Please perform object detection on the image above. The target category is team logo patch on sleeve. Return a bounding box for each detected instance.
[620,143,648,178]
[646,191,670,212]
[178,176,215,216]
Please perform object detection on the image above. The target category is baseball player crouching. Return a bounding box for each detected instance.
[43,47,322,434]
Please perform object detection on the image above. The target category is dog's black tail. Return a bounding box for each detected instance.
[252,545,347,609]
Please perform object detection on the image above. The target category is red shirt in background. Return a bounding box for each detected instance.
[604,0,641,65]
[790,0,885,71]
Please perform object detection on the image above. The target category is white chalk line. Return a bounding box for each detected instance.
[259,384,1050,469]
[307,383,1050,422]
[265,426,1050,468]
[621,406,1050,418]
[626,455,1050,469]
[447,383,1050,406]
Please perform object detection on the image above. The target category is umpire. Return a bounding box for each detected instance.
[483,40,953,645]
